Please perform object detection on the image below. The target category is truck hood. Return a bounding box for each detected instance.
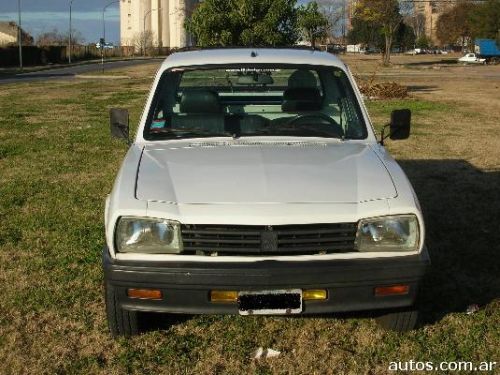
[136,141,397,204]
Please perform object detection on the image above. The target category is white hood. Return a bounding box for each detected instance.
[136,140,397,204]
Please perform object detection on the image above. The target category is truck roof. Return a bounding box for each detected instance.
[161,48,346,69]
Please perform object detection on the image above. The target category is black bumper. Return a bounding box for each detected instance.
[103,247,430,315]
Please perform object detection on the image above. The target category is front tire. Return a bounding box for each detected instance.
[375,307,419,332]
[105,283,140,337]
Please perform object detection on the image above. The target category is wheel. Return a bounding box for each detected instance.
[375,307,419,332]
[105,283,140,337]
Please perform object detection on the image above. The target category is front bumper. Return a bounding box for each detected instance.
[103,247,430,315]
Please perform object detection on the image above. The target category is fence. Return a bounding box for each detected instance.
[0,45,173,67]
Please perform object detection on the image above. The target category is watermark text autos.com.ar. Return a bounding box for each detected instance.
[389,360,497,372]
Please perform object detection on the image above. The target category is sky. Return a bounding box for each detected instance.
[0,0,120,44]
[0,0,313,45]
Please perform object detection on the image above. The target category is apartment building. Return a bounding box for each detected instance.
[345,0,461,45]
[120,0,199,48]
[414,0,458,44]
[346,0,358,31]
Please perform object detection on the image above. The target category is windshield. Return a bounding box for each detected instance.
[144,64,367,141]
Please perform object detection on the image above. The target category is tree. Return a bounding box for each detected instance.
[348,16,415,53]
[134,30,154,56]
[315,0,344,43]
[37,29,65,46]
[354,0,403,65]
[70,29,85,46]
[436,1,479,50]
[21,29,34,46]
[415,35,430,49]
[395,23,416,52]
[406,12,426,40]
[185,0,299,47]
[470,0,500,41]
[347,16,384,50]
[36,28,84,47]
[297,2,329,47]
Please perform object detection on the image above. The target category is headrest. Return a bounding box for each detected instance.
[180,90,221,114]
[288,70,318,88]
[282,87,322,112]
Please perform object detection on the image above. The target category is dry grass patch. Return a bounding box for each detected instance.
[0,55,498,374]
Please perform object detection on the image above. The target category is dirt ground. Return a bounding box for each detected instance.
[346,54,500,109]
[344,54,500,169]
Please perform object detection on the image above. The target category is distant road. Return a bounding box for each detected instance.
[0,58,163,85]
[359,71,500,80]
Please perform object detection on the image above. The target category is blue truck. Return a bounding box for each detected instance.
[475,39,500,63]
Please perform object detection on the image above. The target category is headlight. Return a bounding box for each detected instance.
[115,217,182,254]
[355,215,419,252]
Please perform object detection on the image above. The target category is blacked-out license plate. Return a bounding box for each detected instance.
[238,289,303,315]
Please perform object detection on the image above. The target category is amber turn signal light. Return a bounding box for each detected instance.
[374,285,409,297]
[210,290,238,302]
[127,288,163,300]
[303,289,328,301]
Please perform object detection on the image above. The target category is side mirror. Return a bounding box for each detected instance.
[390,109,411,140]
[380,109,411,145]
[110,108,130,143]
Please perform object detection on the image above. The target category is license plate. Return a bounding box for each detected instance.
[238,289,303,315]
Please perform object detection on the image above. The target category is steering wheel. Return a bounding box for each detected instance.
[285,113,339,127]
[279,113,344,139]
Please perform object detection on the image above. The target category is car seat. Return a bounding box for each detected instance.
[171,90,225,133]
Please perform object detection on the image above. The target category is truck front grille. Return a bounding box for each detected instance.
[181,223,358,256]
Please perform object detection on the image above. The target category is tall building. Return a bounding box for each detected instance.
[414,0,458,45]
[120,0,199,48]
[346,0,459,45]
[346,0,358,32]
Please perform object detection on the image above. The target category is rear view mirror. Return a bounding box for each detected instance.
[110,108,129,143]
[390,109,411,140]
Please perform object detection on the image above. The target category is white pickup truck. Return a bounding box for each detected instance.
[458,53,486,64]
[104,48,429,336]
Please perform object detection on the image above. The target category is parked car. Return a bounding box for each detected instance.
[346,44,366,54]
[364,46,381,54]
[322,44,346,54]
[104,48,430,336]
[458,53,486,64]
[406,48,424,55]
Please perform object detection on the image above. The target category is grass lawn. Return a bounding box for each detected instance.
[0,57,499,374]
